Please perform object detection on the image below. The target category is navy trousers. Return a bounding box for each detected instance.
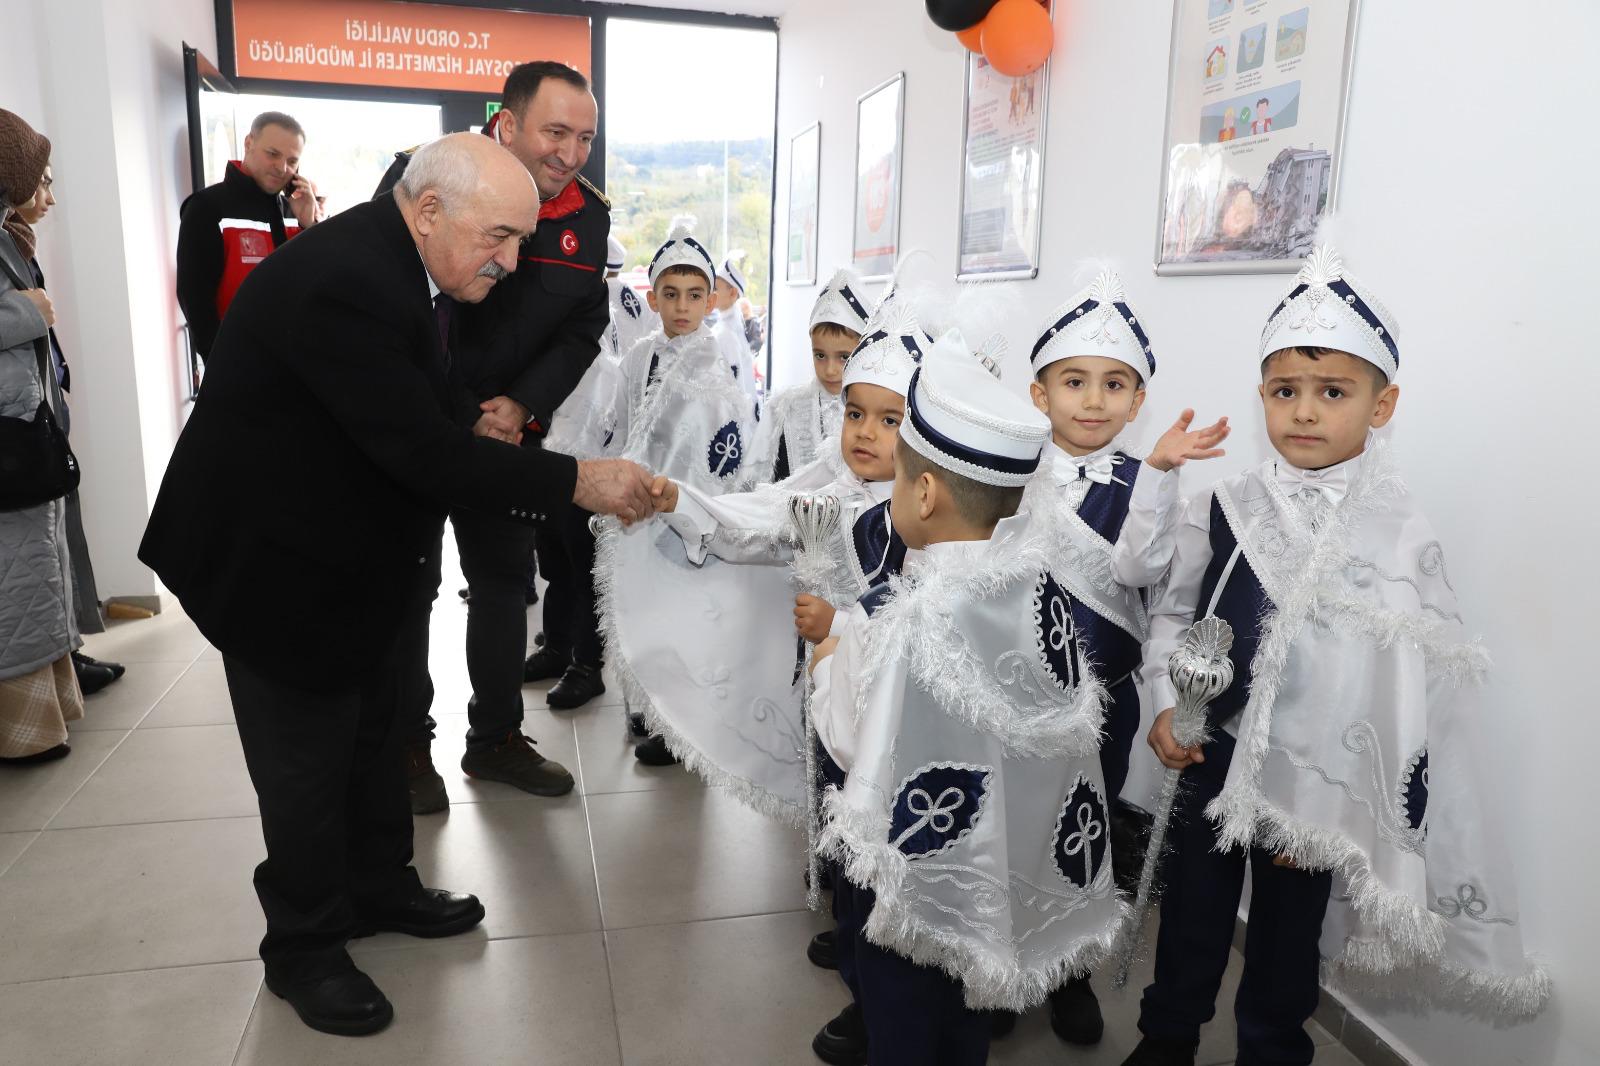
[1138,731,1333,1066]
[1099,673,1140,803]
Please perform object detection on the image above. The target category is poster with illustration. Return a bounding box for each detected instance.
[957,0,1052,280]
[1156,0,1360,274]
[853,73,905,280]
[786,122,820,285]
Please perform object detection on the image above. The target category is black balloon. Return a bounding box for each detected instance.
[925,0,1000,32]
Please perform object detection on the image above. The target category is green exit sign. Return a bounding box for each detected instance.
[486,102,502,122]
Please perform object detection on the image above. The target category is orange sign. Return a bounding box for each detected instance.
[232,0,590,94]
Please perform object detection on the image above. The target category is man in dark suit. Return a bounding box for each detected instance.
[139,133,652,1038]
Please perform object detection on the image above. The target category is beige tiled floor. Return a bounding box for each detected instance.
[0,548,1349,1065]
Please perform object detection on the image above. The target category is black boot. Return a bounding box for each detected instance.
[1050,974,1105,1045]
[1119,1035,1199,1066]
[523,646,569,683]
[806,930,838,970]
[811,1002,867,1065]
[547,664,606,710]
[633,733,681,766]
[265,959,394,1037]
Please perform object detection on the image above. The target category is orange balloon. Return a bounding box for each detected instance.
[980,0,1054,77]
[956,23,985,52]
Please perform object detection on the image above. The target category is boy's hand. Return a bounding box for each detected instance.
[1146,409,1230,472]
[1148,707,1205,770]
[794,595,836,643]
[650,475,679,513]
[809,636,840,675]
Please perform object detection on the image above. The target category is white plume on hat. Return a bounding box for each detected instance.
[649,215,717,287]
[1260,242,1400,381]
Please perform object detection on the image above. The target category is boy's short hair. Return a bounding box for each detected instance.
[654,264,712,289]
[1262,345,1388,391]
[896,438,1025,530]
[810,322,862,345]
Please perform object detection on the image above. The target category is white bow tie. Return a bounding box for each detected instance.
[1276,462,1348,508]
[1059,452,1124,487]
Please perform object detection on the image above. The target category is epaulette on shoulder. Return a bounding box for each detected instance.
[576,173,611,210]
[397,144,421,161]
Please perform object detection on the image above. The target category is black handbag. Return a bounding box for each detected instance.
[0,345,79,511]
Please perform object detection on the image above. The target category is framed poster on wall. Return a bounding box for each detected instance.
[852,73,905,281]
[1154,0,1361,275]
[786,122,821,285]
[957,0,1051,281]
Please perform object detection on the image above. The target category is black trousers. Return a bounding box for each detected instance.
[223,651,422,979]
[840,876,990,1066]
[404,508,539,751]
[533,504,602,668]
[1138,731,1333,1066]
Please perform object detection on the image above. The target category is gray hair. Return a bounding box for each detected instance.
[395,136,482,213]
[249,111,305,140]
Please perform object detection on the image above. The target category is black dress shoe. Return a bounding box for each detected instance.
[988,1010,1017,1039]
[72,658,117,696]
[71,651,125,680]
[1119,1035,1199,1066]
[523,647,569,684]
[812,1003,867,1065]
[633,733,681,766]
[547,664,605,710]
[265,965,394,1037]
[807,929,838,970]
[1050,974,1105,1044]
[352,887,485,939]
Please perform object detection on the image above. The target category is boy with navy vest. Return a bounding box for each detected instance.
[1126,246,1546,1066]
[1022,267,1230,1045]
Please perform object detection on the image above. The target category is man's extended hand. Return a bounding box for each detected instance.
[574,459,654,525]
[19,288,54,328]
[1145,409,1230,473]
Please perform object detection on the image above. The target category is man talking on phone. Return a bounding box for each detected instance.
[176,110,323,367]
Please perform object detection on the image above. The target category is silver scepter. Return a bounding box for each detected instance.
[1113,615,1235,988]
[788,493,843,910]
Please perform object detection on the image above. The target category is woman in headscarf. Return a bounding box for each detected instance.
[4,150,124,694]
[0,109,83,763]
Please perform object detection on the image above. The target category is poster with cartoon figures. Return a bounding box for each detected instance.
[957,0,1053,280]
[1156,0,1360,274]
[853,73,905,280]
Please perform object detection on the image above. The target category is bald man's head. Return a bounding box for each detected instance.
[397,132,541,303]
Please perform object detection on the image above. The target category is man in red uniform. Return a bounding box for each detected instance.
[176,111,323,365]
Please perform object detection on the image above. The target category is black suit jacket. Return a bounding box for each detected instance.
[140,195,578,693]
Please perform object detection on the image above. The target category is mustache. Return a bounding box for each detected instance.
[476,260,510,281]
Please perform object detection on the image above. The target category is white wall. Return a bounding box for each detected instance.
[5,0,217,600]
[772,2,1597,1064]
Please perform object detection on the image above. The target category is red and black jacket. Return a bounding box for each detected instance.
[373,122,611,437]
[176,161,300,361]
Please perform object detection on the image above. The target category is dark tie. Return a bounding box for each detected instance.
[433,294,453,369]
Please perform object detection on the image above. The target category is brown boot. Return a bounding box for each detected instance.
[460,732,575,797]
[407,742,449,814]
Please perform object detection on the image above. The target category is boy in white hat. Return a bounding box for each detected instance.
[809,334,1127,1066]
[1016,267,1230,1046]
[596,308,922,776]
[1126,246,1547,1066]
[750,268,873,484]
[711,251,760,406]
[600,233,657,361]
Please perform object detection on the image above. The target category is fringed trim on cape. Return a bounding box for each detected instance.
[821,788,1134,1012]
[592,515,805,828]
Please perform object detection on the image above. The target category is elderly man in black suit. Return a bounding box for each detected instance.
[140,133,652,1037]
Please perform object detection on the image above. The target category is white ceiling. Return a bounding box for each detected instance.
[588,0,791,19]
